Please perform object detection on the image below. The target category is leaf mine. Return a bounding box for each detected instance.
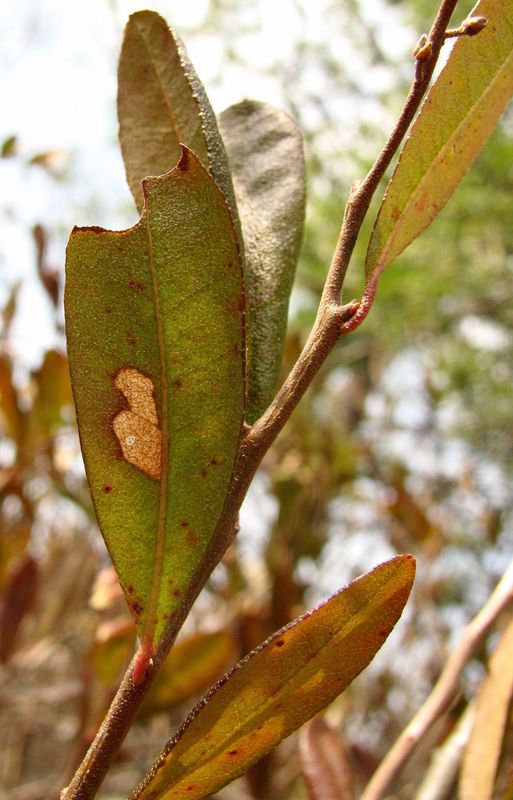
[113,368,162,481]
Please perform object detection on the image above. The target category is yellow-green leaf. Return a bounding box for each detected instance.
[131,555,415,800]
[219,101,306,422]
[141,630,237,716]
[365,0,513,292]
[65,148,245,668]
[459,618,513,800]
[118,11,238,221]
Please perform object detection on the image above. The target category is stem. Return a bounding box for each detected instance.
[361,557,513,800]
[62,3,460,797]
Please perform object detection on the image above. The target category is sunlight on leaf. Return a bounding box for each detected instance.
[365,0,513,294]
[65,148,245,667]
[118,10,238,222]
[131,555,415,800]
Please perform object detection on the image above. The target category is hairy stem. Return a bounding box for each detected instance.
[62,3,460,797]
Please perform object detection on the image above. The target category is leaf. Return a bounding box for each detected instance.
[131,555,415,800]
[118,11,238,222]
[365,0,513,292]
[0,354,23,445]
[299,716,354,800]
[31,350,73,437]
[0,555,38,662]
[459,618,513,800]
[65,148,245,667]
[141,630,237,716]
[219,101,306,422]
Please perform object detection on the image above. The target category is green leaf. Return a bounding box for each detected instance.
[219,101,306,423]
[365,0,513,293]
[131,555,415,800]
[118,10,238,222]
[65,148,245,669]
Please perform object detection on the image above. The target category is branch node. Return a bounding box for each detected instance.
[413,34,432,63]
[445,16,488,40]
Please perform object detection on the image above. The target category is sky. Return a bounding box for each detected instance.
[1,0,415,364]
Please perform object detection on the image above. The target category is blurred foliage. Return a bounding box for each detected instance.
[1,1,513,799]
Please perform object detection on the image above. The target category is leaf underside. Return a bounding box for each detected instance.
[65,148,245,650]
[365,0,513,289]
[132,555,415,800]
[219,100,306,422]
[118,10,238,221]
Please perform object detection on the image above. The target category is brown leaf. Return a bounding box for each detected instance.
[300,716,354,800]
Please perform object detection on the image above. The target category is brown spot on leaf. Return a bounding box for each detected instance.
[130,598,144,617]
[102,484,113,494]
[210,457,220,467]
[172,378,183,389]
[275,639,285,648]
[127,585,134,594]
[105,306,113,315]
[173,588,182,597]
[186,530,198,547]
[228,750,239,757]
[180,521,189,529]
[112,368,161,480]
[201,467,208,478]
[128,278,146,292]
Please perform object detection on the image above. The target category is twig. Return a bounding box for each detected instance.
[360,557,513,800]
[415,703,475,800]
[61,2,460,797]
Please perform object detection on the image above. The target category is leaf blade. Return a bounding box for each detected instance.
[219,101,306,422]
[118,10,238,220]
[65,148,245,656]
[132,555,415,800]
[365,0,513,288]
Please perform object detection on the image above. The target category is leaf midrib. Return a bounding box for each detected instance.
[143,205,169,649]
[133,19,182,147]
[162,569,407,786]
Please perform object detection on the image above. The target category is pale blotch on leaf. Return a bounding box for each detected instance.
[113,368,162,480]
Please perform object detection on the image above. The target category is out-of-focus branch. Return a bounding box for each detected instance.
[361,558,513,800]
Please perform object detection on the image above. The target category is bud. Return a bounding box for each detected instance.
[462,16,488,36]
[413,35,432,63]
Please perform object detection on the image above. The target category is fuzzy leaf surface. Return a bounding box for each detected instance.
[65,148,245,656]
[460,618,513,800]
[118,11,237,219]
[132,555,415,800]
[219,101,305,422]
[365,0,513,292]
